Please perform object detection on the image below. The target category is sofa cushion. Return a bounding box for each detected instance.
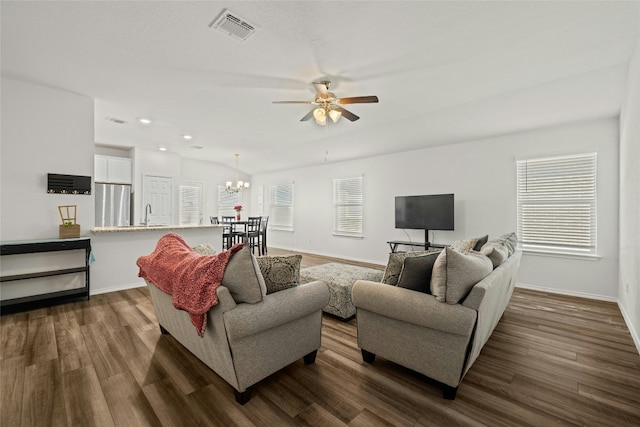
[449,237,479,254]
[480,241,509,268]
[221,245,264,304]
[430,247,493,304]
[382,250,434,285]
[256,255,302,294]
[396,252,439,294]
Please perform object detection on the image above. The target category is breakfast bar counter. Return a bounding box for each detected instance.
[89,224,224,294]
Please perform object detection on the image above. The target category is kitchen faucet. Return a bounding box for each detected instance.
[144,203,152,227]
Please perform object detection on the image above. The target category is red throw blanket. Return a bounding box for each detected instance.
[137,233,243,336]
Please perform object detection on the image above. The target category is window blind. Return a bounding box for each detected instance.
[333,176,363,237]
[516,153,597,255]
[270,183,294,231]
[217,185,241,217]
[179,183,203,225]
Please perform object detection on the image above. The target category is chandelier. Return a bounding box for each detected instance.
[226,153,250,193]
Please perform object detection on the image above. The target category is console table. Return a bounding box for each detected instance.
[0,238,91,312]
[387,240,447,253]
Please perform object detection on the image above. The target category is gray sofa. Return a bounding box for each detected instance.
[352,237,521,399]
[144,244,330,404]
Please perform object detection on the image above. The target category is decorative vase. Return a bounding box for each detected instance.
[236,212,241,221]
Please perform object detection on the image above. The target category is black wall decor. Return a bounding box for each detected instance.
[47,173,92,195]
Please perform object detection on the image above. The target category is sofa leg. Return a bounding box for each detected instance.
[303,350,317,364]
[234,388,252,405]
[443,385,458,400]
[159,325,169,335]
[361,349,376,363]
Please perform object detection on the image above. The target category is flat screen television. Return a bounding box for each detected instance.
[395,194,454,244]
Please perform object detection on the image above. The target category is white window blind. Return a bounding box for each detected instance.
[333,176,363,238]
[516,153,597,256]
[270,183,294,232]
[179,183,203,225]
[217,185,241,218]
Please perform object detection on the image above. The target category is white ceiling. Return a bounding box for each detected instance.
[2,1,638,175]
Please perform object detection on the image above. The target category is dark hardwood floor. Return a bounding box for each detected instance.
[2,248,639,426]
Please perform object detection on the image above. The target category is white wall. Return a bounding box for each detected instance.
[131,147,251,226]
[619,33,640,351]
[0,77,94,241]
[253,118,619,299]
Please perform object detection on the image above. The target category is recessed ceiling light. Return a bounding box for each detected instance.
[139,118,152,124]
[158,147,167,151]
[190,145,204,150]
[183,134,193,140]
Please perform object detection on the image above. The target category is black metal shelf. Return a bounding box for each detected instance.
[1,238,91,313]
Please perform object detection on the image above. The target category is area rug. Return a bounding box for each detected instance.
[300,263,383,320]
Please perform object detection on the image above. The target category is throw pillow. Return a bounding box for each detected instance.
[480,241,509,268]
[497,232,518,255]
[221,245,264,304]
[256,255,302,294]
[450,237,479,254]
[396,253,439,294]
[430,247,493,304]
[382,250,434,286]
[191,243,216,255]
[473,235,489,251]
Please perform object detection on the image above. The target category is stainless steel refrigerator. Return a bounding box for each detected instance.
[95,183,131,227]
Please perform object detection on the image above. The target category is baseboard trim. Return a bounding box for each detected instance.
[515,283,617,302]
[618,302,640,355]
[91,281,146,296]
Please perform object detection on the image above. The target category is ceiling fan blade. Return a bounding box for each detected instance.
[313,81,329,99]
[272,101,314,104]
[336,96,379,104]
[300,109,315,121]
[334,106,359,122]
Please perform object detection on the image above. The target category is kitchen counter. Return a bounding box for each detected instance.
[89,224,224,294]
[91,224,224,234]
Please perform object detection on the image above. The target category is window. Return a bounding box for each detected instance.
[333,176,363,238]
[179,182,203,225]
[270,183,294,231]
[516,153,597,256]
[217,185,241,218]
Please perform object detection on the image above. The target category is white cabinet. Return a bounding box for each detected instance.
[95,155,132,184]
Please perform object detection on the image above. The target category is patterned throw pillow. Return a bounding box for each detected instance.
[449,237,479,254]
[382,250,434,286]
[256,255,302,294]
[430,247,493,304]
[191,243,216,255]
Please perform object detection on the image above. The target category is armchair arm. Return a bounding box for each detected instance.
[351,280,477,336]
[223,280,330,340]
[215,286,237,313]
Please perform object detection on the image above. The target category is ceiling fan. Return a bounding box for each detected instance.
[272,80,379,125]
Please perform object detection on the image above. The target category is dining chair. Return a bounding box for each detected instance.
[221,216,238,249]
[238,216,262,255]
[259,216,269,255]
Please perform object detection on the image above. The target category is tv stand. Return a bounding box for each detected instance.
[387,241,446,253]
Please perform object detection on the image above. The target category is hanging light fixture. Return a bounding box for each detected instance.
[226,153,250,193]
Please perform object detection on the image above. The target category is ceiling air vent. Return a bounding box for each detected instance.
[210,9,256,41]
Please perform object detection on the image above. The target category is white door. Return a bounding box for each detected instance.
[143,175,173,225]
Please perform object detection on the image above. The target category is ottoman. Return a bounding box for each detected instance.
[300,263,383,320]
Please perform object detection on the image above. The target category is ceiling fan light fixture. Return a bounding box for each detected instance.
[313,107,327,125]
[328,109,341,123]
